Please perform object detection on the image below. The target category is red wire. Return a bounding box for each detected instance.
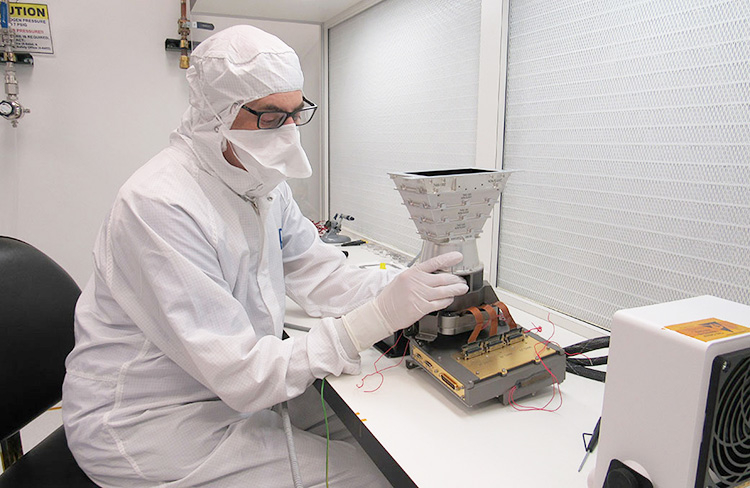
[356,314,572,410]
[357,332,409,393]
[310,219,328,236]
[539,314,594,364]
[509,313,563,412]
[559,345,594,364]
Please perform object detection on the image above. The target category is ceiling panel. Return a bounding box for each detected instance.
[191,0,370,24]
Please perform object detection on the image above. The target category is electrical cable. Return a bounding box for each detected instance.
[320,379,330,488]
[567,356,608,366]
[564,336,609,355]
[563,336,609,383]
[480,304,499,336]
[357,332,409,392]
[466,301,517,344]
[509,316,563,412]
[466,306,487,343]
[280,401,305,488]
[567,362,606,383]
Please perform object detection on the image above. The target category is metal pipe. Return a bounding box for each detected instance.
[178,0,190,69]
[0,0,29,127]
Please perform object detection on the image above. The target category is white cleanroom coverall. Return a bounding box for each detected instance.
[62,26,398,487]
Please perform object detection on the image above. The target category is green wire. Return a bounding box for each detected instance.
[321,378,330,487]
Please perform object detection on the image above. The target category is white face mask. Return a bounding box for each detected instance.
[221,124,312,192]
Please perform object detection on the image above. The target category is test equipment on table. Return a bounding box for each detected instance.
[590,295,750,488]
[389,168,566,407]
[320,213,355,244]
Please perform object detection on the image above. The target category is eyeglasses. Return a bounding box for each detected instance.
[240,96,318,130]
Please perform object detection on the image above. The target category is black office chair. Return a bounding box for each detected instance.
[0,236,99,487]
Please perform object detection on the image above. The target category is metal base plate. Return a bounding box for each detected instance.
[408,330,566,407]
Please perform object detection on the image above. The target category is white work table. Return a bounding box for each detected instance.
[285,245,607,488]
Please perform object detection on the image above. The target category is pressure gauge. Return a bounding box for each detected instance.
[0,100,13,117]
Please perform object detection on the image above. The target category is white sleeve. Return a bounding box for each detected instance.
[278,186,400,318]
[103,192,360,413]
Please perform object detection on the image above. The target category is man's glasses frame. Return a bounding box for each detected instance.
[240,96,318,130]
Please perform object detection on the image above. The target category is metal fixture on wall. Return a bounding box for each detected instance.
[0,0,30,127]
[178,0,190,69]
[164,0,213,69]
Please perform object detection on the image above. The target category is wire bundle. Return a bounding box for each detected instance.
[564,337,609,383]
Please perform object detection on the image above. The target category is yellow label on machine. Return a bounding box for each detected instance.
[665,318,750,342]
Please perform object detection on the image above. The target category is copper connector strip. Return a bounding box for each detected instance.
[466,306,486,343]
[481,304,499,336]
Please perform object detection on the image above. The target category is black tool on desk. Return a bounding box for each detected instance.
[341,239,367,247]
[578,417,601,472]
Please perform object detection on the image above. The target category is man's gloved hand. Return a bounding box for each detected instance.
[341,252,469,351]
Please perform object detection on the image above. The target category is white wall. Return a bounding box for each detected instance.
[0,1,322,286]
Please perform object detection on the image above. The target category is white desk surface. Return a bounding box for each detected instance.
[285,245,606,488]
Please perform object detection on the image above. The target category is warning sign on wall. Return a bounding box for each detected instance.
[8,3,53,54]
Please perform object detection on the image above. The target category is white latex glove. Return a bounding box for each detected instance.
[341,252,469,351]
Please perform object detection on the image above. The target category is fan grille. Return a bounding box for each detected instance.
[700,350,750,487]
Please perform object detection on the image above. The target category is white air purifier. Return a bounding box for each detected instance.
[590,295,750,488]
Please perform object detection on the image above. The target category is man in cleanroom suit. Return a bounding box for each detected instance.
[62,25,468,488]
